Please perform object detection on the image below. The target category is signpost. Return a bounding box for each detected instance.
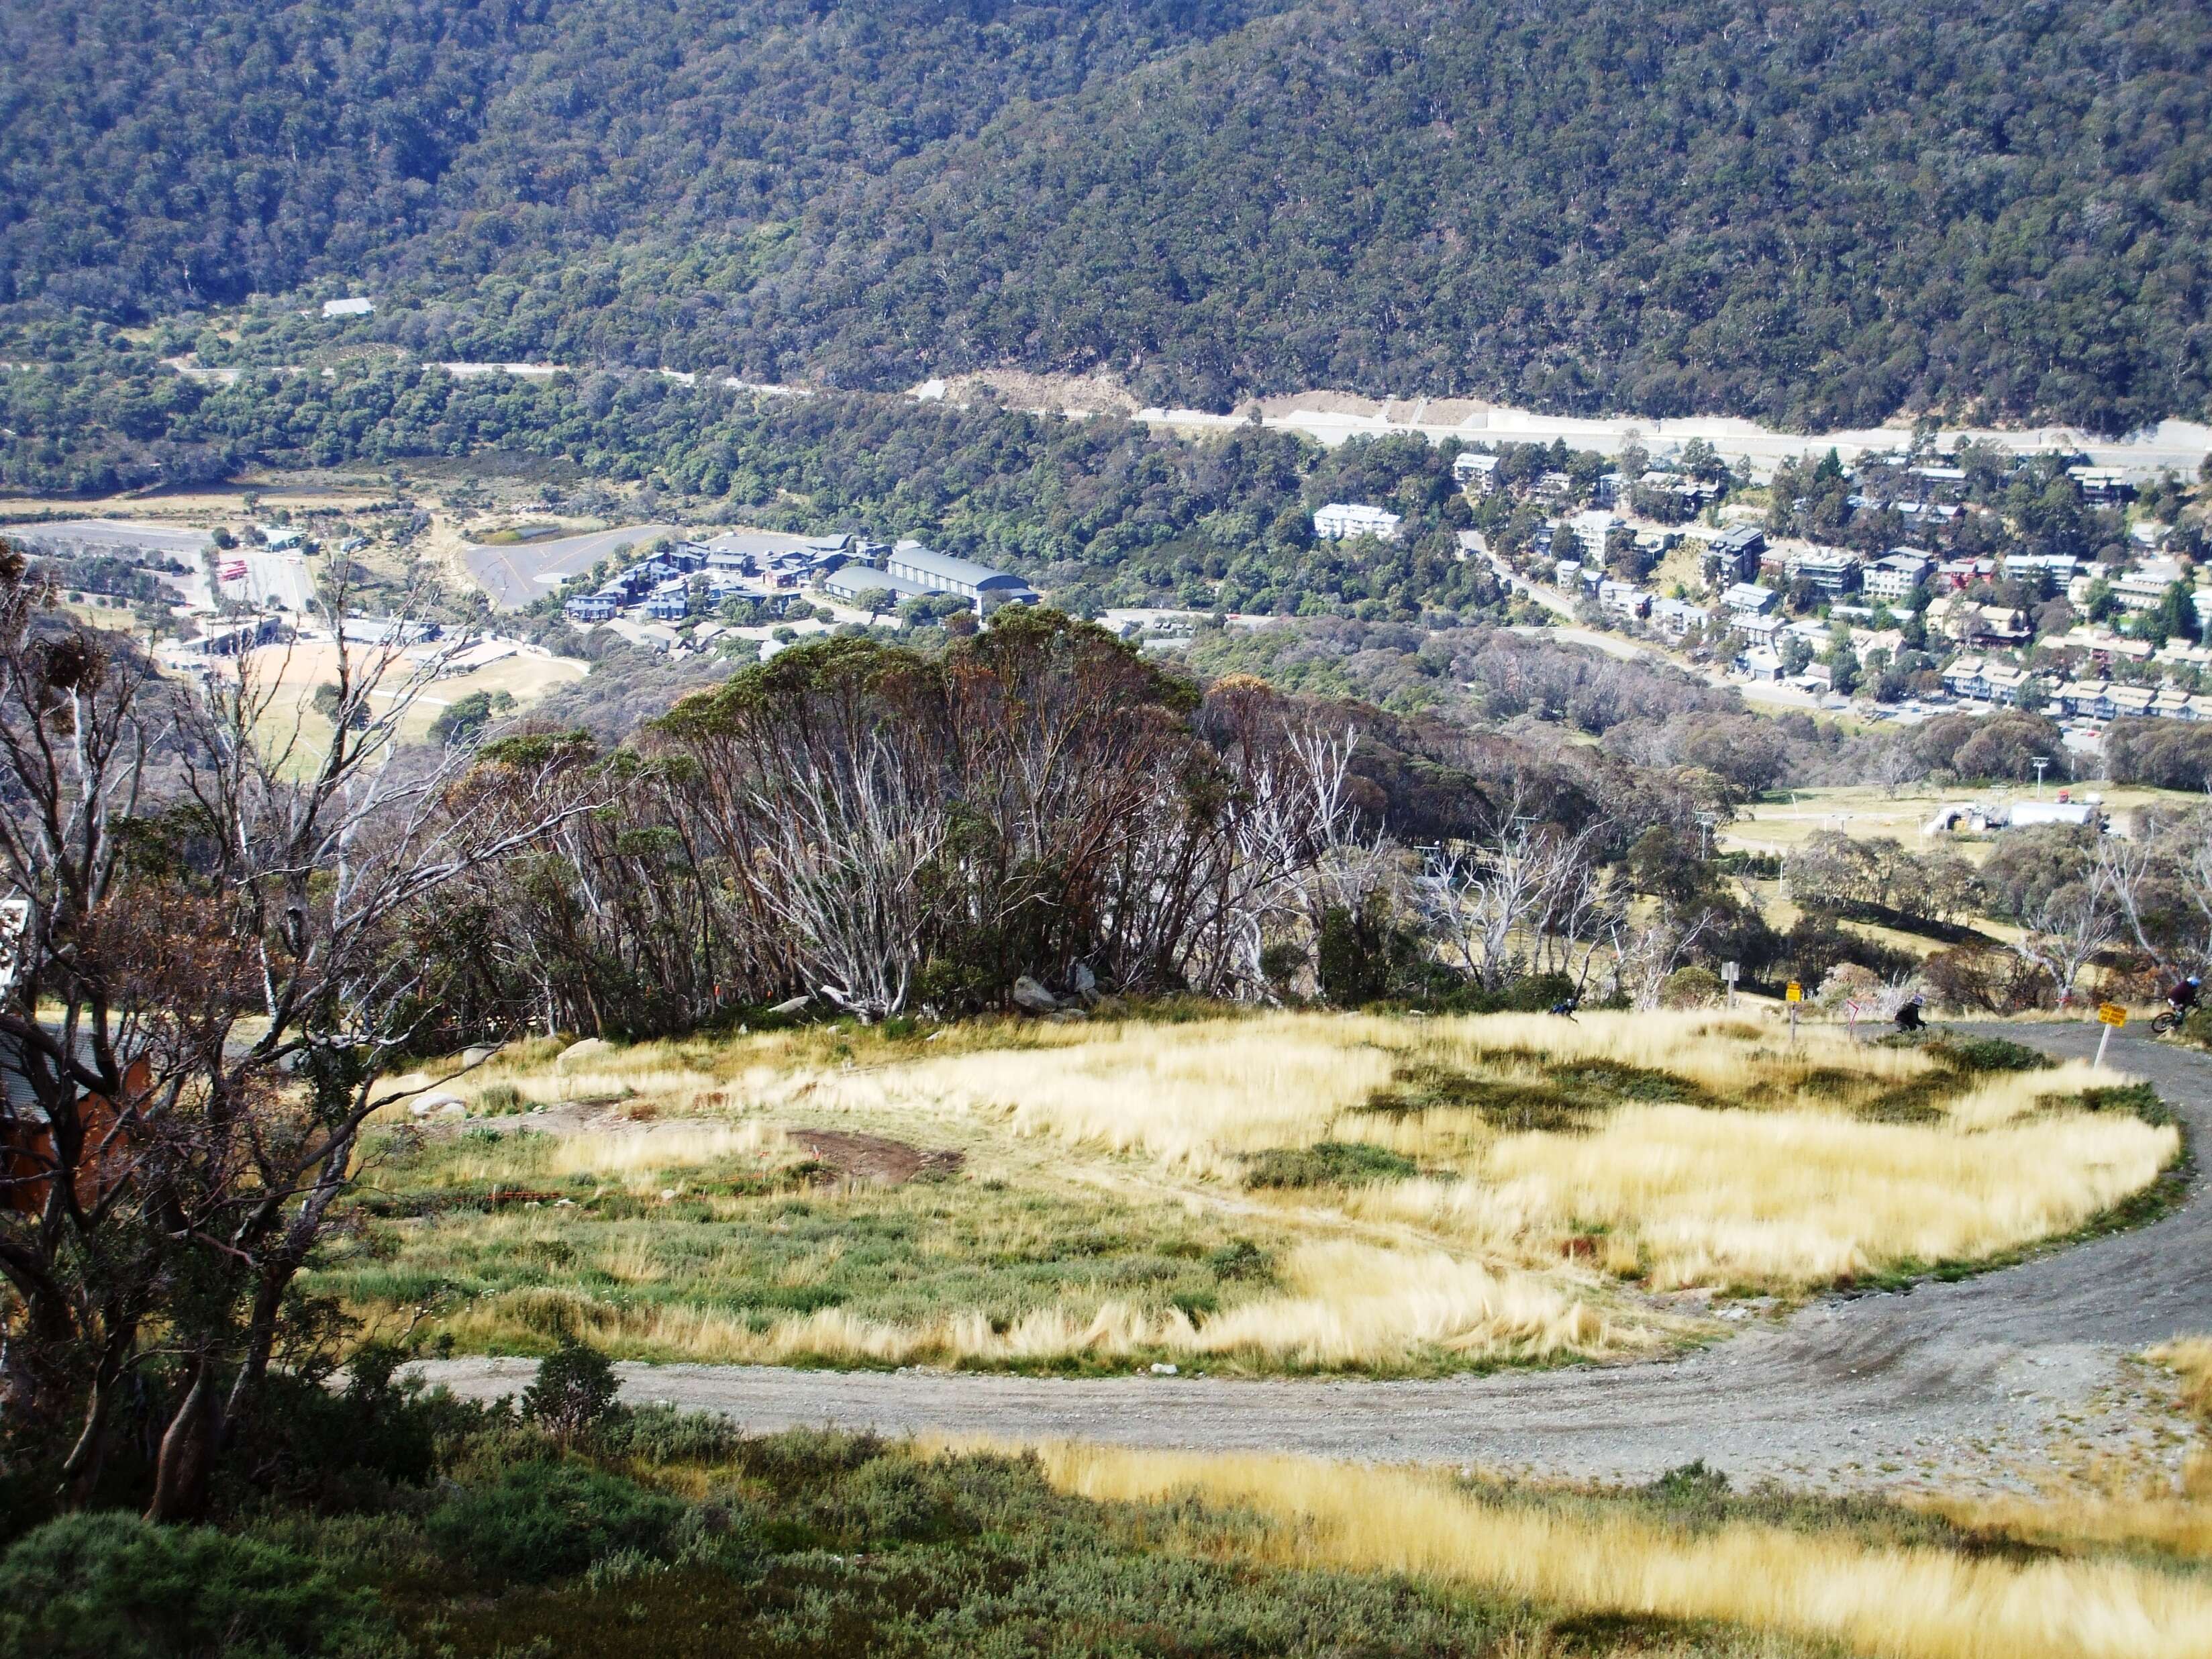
[1785,979,1803,1042]
[2095,1001,2127,1067]
[1721,961,1740,1009]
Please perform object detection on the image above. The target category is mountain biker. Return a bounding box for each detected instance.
[2170,975,2203,1017]
[1893,994,1925,1034]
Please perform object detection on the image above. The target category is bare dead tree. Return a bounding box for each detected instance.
[2182,795,2212,972]
[1608,909,1717,1010]
[0,552,600,1517]
[747,733,946,1019]
[2093,828,2170,969]
[2013,876,2120,1009]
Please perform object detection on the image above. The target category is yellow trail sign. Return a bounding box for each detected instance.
[1784,983,1803,1003]
[2097,1003,2128,1027]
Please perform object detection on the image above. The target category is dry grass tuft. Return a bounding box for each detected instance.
[433,1240,1619,1370]
[1454,1104,2171,1289]
[1028,1444,2212,1659]
[2150,1336,2212,1421]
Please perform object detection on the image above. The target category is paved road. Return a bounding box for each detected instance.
[412,1023,2209,1490]
[462,522,685,609]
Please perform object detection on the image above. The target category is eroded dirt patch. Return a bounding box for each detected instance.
[789,1127,965,1185]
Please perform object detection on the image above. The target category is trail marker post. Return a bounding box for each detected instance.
[2095,1001,2127,1067]
[1721,961,1740,1009]
[1785,980,1803,1042]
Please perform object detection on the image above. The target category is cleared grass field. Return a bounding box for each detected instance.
[240,638,586,760]
[323,1011,2174,1374]
[1720,783,2199,864]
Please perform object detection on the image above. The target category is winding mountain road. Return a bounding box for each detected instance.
[411,1023,2211,1491]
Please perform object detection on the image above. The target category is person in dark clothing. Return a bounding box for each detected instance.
[1893,995,1925,1034]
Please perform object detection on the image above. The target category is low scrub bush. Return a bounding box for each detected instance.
[1919,1034,2054,1074]
[597,1403,744,1466]
[425,1460,685,1585]
[805,1455,977,1546]
[1242,1141,1419,1188]
[0,1511,391,1659]
[2079,1082,2171,1127]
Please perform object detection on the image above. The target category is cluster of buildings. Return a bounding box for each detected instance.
[1464,436,2209,736]
[561,530,1038,646]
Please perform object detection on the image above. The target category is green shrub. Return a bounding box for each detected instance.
[1242,1141,1419,1189]
[232,1343,454,1504]
[1645,1460,1732,1506]
[2078,1082,2170,1126]
[1921,1034,2052,1074]
[806,1456,973,1546]
[522,1338,620,1440]
[597,1404,741,1466]
[424,1462,685,1585]
[0,1512,391,1659]
[1658,966,1723,1008]
[1205,1239,1274,1282]
[473,1082,526,1114]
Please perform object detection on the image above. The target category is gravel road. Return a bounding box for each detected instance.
[410,1023,2210,1491]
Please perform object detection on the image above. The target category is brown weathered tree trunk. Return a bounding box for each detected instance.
[56,1322,138,1507]
[146,1358,219,1523]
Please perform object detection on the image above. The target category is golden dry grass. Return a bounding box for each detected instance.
[364,1010,2172,1370]
[432,1240,1620,1369]
[2151,1336,2212,1421]
[1026,1444,2212,1659]
[1356,1101,2172,1290]
[773,1011,2167,1293]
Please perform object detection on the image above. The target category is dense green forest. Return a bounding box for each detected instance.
[5,0,2209,430]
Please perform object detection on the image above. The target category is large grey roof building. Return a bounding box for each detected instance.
[884,541,1038,605]
[820,564,934,605]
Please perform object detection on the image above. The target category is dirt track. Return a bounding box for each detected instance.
[411,1023,2211,1491]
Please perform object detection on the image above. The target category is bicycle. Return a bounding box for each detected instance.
[2152,1007,2186,1037]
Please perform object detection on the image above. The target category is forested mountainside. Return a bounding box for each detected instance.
[5,0,2210,430]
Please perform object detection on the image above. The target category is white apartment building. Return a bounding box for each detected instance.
[1313,503,1403,542]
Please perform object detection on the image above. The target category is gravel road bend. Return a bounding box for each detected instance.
[411,1023,2212,1489]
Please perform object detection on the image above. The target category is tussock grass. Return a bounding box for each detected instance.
[1919,1489,2212,1564]
[1374,1102,2176,1289]
[336,1010,2172,1370]
[2151,1336,2212,1421]
[812,1019,1402,1177]
[534,1121,786,1180]
[789,1011,2165,1293]
[1030,1444,2212,1659]
[429,1241,1619,1369]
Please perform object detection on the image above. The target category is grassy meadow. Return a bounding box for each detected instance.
[1718,783,2203,864]
[318,1010,2176,1376]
